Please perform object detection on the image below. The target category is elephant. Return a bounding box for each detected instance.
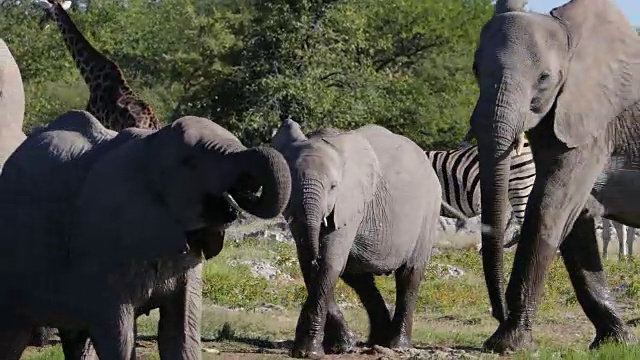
[0,39,25,170]
[0,38,52,347]
[0,110,291,359]
[271,118,445,358]
[468,0,640,353]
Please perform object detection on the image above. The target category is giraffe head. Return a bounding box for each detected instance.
[36,0,72,30]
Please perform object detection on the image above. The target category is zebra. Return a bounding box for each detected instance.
[602,218,637,261]
[425,136,536,248]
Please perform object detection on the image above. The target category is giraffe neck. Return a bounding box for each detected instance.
[52,7,120,89]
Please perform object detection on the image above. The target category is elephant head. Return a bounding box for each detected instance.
[74,116,292,262]
[272,119,379,265]
[35,0,71,30]
[470,0,640,322]
[0,39,26,172]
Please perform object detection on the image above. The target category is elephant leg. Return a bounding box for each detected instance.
[90,307,135,360]
[341,272,391,346]
[59,329,97,359]
[323,300,354,354]
[482,146,615,353]
[157,263,203,360]
[602,218,611,259]
[292,266,342,358]
[292,234,352,359]
[292,226,354,355]
[387,264,423,349]
[560,214,635,349]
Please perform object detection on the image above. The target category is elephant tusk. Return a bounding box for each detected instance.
[480,223,494,236]
[323,217,328,227]
[222,192,242,212]
[514,132,526,155]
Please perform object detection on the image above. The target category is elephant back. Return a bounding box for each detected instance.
[0,110,118,202]
[0,39,26,172]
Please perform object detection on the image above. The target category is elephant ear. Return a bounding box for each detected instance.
[271,118,307,155]
[323,133,380,229]
[550,0,640,148]
[494,0,527,14]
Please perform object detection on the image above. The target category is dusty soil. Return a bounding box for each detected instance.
[134,339,485,359]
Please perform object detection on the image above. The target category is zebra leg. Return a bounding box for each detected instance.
[503,215,522,249]
[602,218,612,260]
[613,221,627,261]
[627,227,635,261]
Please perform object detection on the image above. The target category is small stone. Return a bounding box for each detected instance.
[203,347,220,354]
[433,263,465,279]
[372,345,396,357]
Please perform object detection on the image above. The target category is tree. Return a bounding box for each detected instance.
[178,0,493,149]
[1,0,494,150]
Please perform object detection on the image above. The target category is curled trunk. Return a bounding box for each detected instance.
[230,146,292,219]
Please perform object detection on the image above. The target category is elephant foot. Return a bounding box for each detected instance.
[482,323,534,354]
[291,337,325,359]
[323,328,355,354]
[385,333,411,350]
[366,329,390,348]
[590,326,636,350]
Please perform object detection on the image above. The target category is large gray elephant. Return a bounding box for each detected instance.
[272,119,442,358]
[0,110,291,359]
[469,0,640,353]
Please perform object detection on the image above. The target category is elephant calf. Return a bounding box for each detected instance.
[272,119,442,358]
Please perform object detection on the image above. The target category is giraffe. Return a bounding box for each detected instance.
[36,0,161,131]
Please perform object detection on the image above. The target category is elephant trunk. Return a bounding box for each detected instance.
[301,178,323,266]
[230,146,292,219]
[473,94,524,324]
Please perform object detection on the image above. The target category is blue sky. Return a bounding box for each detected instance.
[527,0,639,26]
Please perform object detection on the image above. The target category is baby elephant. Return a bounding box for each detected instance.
[272,119,442,358]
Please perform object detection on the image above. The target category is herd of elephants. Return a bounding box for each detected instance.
[1,0,640,358]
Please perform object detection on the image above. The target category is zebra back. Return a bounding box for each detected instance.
[425,146,481,218]
[425,139,536,221]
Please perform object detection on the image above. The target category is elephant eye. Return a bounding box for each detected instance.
[537,71,551,84]
[330,182,337,190]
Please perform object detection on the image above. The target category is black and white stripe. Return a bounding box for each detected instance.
[425,139,536,226]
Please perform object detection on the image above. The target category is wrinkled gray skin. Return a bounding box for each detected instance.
[470,0,640,353]
[0,110,291,359]
[273,119,441,358]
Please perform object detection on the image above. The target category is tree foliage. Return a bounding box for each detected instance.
[0,0,493,149]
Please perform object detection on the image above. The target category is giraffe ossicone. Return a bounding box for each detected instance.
[36,0,72,10]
